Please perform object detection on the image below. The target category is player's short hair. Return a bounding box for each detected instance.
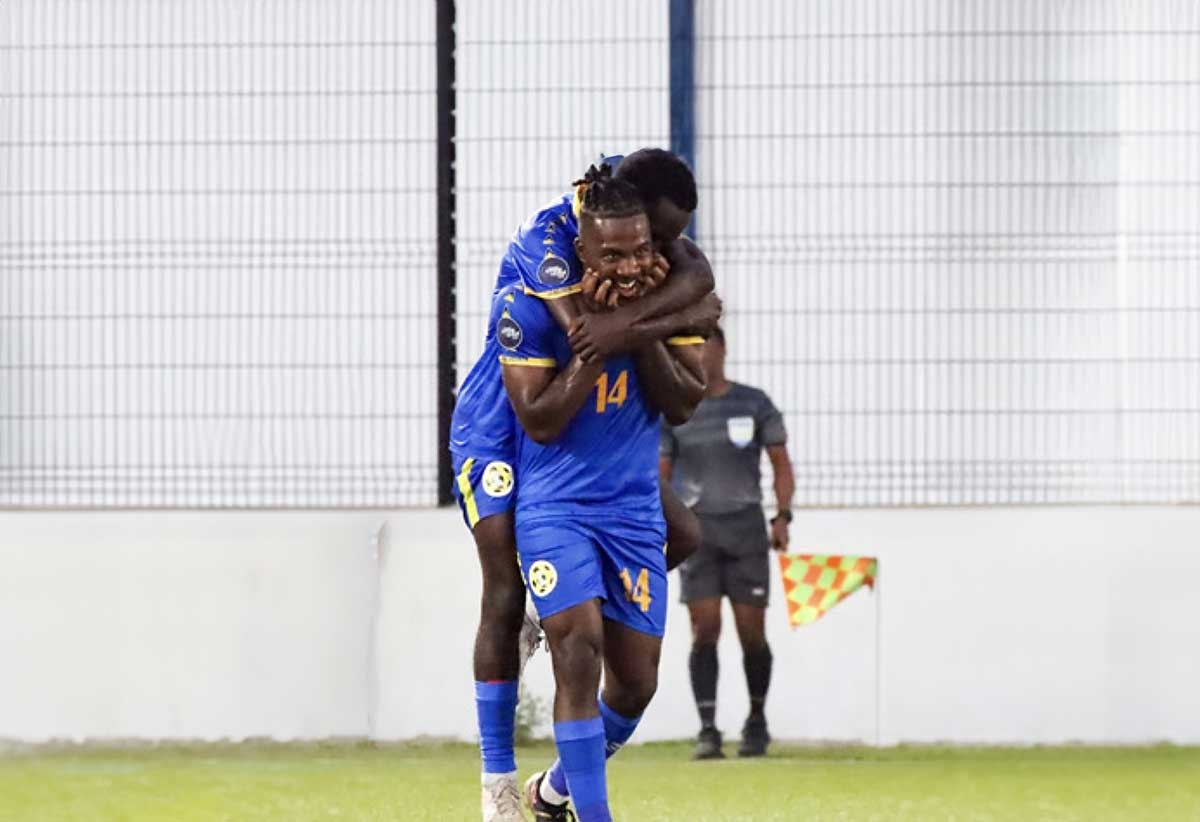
[573,164,645,221]
[615,148,699,213]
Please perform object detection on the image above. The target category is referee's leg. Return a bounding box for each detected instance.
[730,592,773,757]
[681,530,724,758]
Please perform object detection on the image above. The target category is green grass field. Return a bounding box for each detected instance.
[2,741,1197,822]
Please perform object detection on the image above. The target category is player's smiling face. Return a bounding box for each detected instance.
[575,212,656,304]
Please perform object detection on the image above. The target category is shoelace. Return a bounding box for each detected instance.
[492,783,523,817]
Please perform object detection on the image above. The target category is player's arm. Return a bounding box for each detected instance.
[567,238,718,361]
[494,288,605,444]
[635,339,706,425]
[501,357,605,444]
[545,285,720,361]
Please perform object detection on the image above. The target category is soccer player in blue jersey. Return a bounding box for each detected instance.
[451,151,719,821]
[500,175,707,822]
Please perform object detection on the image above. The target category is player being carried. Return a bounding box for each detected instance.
[500,171,706,822]
[451,150,720,821]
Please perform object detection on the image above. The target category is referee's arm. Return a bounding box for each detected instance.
[766,444,795,550]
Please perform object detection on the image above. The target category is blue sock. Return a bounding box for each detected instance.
[546,698,641,800]
[553,717,610,822]
[598,697,642,758]
[475,680,518,775]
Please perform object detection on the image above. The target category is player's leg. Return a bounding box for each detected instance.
[530,522,667,818]
[518,525,612,822]
[471,512,528,782]
[599,617,662,742]
[728,548,774,757]
[534,615,663,812]
[537,600,610,822]
[661,480,702,571]
[453,456,527,821]
[473,514,525,681]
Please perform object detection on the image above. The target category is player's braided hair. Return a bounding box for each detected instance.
[615,147,698,212]
[573,163,645,220]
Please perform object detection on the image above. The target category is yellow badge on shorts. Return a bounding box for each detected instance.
[528,560,558,598]
[481,461,514,498]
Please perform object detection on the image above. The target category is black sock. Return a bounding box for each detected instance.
[743,643,773,722]
[689,642,718,729]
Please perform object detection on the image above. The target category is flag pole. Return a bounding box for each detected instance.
[874,558,882,748]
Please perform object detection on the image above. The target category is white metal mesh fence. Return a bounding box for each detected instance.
[697,0,1200,505]
[1,0,437,507]
[1,1,1196,508]
[452,1,671,380]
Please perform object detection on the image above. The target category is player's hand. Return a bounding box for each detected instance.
[645,252,670,292]
[769,516,790,551]
[569,310,629,362]
[683,293,724,337]
[580,268,620,311]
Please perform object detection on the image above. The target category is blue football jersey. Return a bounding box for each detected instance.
[450,196,580,460]
[449,344,515,463]
[452,154,625,460]
[492,192,583,301]
[495,285,662,521]
[493,154,625,300]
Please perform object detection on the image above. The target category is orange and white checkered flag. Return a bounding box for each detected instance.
[778,554,877,628]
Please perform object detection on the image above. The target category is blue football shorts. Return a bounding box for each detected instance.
[516,515,668,637]
[450,452,517,531]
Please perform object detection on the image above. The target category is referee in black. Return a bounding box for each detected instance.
[659,326,795,759]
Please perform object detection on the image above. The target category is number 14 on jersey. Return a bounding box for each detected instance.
[595,370,628,414]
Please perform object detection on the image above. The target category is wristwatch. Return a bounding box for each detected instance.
[772,509,793,524]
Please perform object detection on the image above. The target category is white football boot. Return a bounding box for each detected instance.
[481,772,526,821]
[517,605,543,678]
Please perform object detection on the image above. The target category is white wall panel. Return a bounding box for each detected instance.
[2,507,1198,744]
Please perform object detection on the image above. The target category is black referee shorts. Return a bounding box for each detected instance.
[678,506,771,607]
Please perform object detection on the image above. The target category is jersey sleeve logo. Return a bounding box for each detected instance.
[528,560,558,597]
[481,461,514,498]
[727,416,755,448]
[496,310,523,351]
[537,253,571,286]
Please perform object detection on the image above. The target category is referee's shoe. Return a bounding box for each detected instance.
[692,726,725,760]
[737,717,771,758]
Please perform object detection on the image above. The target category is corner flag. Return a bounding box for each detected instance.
[778,554,877,628]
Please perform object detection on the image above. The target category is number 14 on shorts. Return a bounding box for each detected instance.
[619,567,652,612]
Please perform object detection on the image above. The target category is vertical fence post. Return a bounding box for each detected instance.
[436,0,457,505]
[669,0,696,240]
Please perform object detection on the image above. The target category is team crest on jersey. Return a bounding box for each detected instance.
[727,416,755,448]
[537,253,570,286]
[497,311,523,351]
[528,560,558,598]
[481,461,514,498]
